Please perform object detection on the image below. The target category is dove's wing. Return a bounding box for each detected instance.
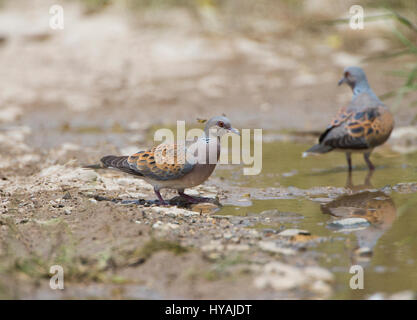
[319,101,394,150]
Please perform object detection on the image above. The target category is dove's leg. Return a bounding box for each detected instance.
[154,187,167,205]
[364,152,375,171]
[345,152,352,172]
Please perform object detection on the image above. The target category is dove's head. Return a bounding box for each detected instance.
[338,66,370,93]
[204,116,240,137]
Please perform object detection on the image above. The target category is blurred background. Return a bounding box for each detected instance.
[0,0,416,138]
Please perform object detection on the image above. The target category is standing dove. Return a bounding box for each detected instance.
[304,66,394,171]
[85,116,240,205]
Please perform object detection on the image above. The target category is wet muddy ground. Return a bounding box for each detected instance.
[1,0,417,299]
[1,124,417,299]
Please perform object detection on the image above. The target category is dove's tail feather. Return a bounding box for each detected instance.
[302,144,333,158]
[84,155,143,176]
[100,155,129,169]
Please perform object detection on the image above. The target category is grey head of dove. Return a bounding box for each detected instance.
[203,115,240,138]
[338,66,378,100]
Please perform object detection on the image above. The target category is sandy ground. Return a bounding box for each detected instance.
[0,0,416,299]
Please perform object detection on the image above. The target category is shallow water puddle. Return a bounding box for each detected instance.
[216,141,417,298]
[217,140,417,189]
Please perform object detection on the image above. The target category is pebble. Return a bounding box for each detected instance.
[392,183,417,194]
[278,229,310,237]
[254,262,308,291]
[184,189,200,196]
[62,192,72,200]
[152,221,179,231]
[254,262,334,295]
[223,232,233,240]
[151,206,199,217]
[310,197,333,203]
[191,203,219,214]
[354,247,373,257]
[258,241,296,255]
[119,192,147,199]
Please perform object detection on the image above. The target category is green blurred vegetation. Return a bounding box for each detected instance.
[382,12,417,110]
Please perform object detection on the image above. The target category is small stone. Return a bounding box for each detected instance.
[258,241,296,255]
[328,218,370,229]
[310,197,333,203]
[291,234,318,242]
[152,221,179,231]
[223,232,233,240]
[64,208,72,215]
[184,189,200,196]
[62,192,72,200]
[191,203,219,214]
[354,247,373,257]
[254,262,306,291]
[151,206,198,217]
[282,170,297,177]
[278,229,310,237]
[119,192,147,199]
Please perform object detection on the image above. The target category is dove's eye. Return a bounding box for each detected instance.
[218,121,224,127]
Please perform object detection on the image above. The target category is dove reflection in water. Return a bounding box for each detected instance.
[321,172,397,265]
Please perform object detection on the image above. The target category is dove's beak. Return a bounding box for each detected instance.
[228,127,240,136]
[338,77,346,86]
